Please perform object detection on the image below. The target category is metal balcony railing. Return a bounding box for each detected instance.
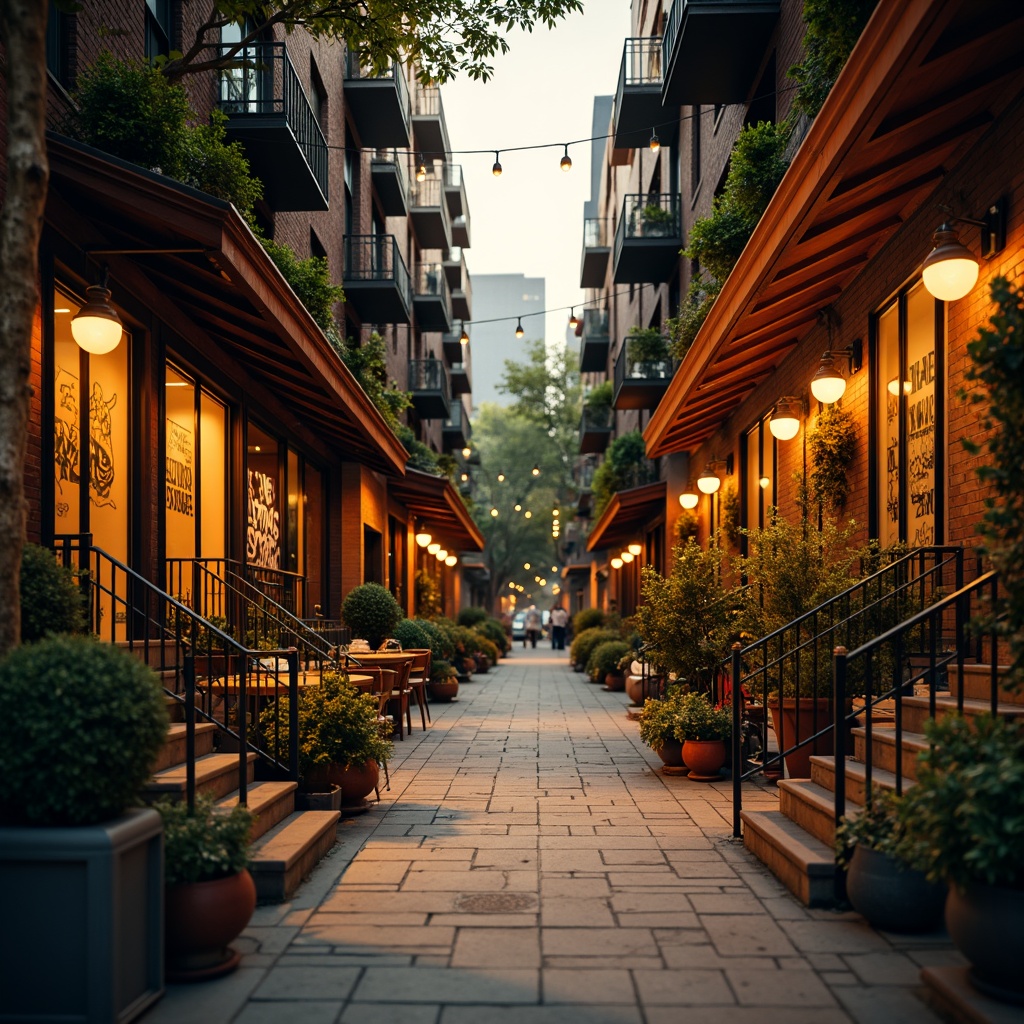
[411,174,444,209]
[344,52,409,109]
[618,194,681,242]
[372,148,409,192]
[415,262,449,300]
[344,235,410,289]
[619,36,662,88]
[409,358,451,396]
[414,86,443,117]
[584,218,611,248]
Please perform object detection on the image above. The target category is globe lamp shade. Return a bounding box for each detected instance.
[809,354,846,405]
[921,225,979,301]
[697,469,721,495]
[679,492,699,510]
[71,285,123,354]
[768,399,801,441]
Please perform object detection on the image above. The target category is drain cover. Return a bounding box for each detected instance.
[456,893,537,913]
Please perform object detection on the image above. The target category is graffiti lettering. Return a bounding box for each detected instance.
[247,469,280,568]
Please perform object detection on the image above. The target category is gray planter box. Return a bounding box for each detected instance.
[0,807,164,1023]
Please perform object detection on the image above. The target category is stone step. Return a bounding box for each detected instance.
[809,755,911,806]
[902,694,1024,734]
[217,781,298,841]
[777,778,839,847]
[740,809,836,907]
[249,810,340,903]
[152,721,217,773]
[146,752,256,802]
[852,725,929,782]
[921,966,1022,1024]
[115,638,184,670]
[947,662,1024,707]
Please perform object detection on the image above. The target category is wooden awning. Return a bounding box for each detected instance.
[645,0,1024,457]
[45,134,409,475]
[586,481,666,552]
[388,469,485,552]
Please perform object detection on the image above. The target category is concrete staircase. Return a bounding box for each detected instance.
[741,663,1024,907]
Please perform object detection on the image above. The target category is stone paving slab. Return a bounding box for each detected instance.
[143,647,951,1023]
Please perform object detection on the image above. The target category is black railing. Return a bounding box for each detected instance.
[372,147,410,195]
[619,36,663,90]
[54,535,301,810]
[663,0,685,68]
[344,235,412,293]
[614,335,674,391]
[217,42,328,202]
[415,262,450,303]
[581,405,613,431]
[414,85,443,118]
[443,399,469,430]
[728,545,965,833]
[617,194,681,243]
[584,218,610,248]
[344,52,410,112]
[409,358,451,396]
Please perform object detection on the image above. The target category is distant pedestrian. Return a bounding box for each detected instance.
[525,605,542,648]
[549,604,569,650]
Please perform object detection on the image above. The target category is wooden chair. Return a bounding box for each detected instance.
[384,657,413,740]
[351,666,391,793]
[404,649,432,730]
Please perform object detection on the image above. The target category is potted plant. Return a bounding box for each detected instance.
[156,795,255,981]
[835,788,946,934]
[19,542,86,641]
[570,627,620,674]
[471,631,502,671]
[675,691,732,780]
[584,381,614,429]
[589,639,630,690]
[427,659,459,702]
[899,714,1024,1002]
[342,582,402,650]
[638,201,675,237]
[637,687,688,772]
[625,326,669,376]
[260,671,393,814]
[0,635,169,1022]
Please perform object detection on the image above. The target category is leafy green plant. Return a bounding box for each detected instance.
[475,618,510,654]
[573,608,605,635]
[414,569,443,617]
[342,583,402,649]
[638,686,690,750]
[19,543,86,642]
[898,714,1024,889]
[675,691,732,741]
[429,658,458,682]
[471,632,502,664]
[674,509,699,545]
[592,431,655,517]
[588,639,631,681]
[835,787,909,870]
[338,331,412,431]
[457,607,488,628]
[666,281,716,363]
[585,380,613,410]
[625,325,669,368]
[721,483,741,547]
[261,237,344,334]
[156,795,253,886]
[809,404,858,513]
[260,671,393,773]
[570,627,620,671]
[392,618,433,652]
[961,275,1024,692]
[0,636,168,825]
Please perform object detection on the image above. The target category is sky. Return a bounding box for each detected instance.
[441,1,632,356]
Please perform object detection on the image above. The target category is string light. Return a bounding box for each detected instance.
[524,510,532,519]
[461,445,472,459]
[514,501,522,512]
[560,144,572,172]
[416,155,427,181]
[515,318,524,338]
[490,507,499,517]
[532,464,540,476]
[460,324,469,345]
[497,472,506,482]
[492,151,502,176]
[568,308,579,329]
[649,130,660,152]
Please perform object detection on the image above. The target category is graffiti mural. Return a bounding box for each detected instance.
[165,418,195,518]
[89,381,118,508]
[53,366,81,516]
[247,469,281,568]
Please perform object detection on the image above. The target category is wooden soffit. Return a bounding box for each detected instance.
[645,0,1024,457]
[388,469,485,552]
[45,134,409,475]
[586,481,666,553]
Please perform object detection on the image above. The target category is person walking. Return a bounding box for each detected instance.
[524,605,542,648]
[549,603,569,650]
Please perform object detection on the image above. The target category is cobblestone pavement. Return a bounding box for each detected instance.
[146,647,961,1023]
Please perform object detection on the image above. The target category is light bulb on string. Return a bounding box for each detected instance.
[492,151,502,177]
[514,501,522,512]
[460,324,469,345]
[416,155,427,182]
[532,464,540,476]
[649,130,660,152]
[497,472,506,483]
[568,308,579,330]
[560,145,572,172]
[524,510,532,519]
[515,318,524,338]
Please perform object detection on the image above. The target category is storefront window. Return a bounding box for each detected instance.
[246,424,281,570]
[743,415,775,536]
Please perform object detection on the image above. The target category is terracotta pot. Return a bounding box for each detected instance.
[946,883,1024,1004]
[429,678,460,702]
[603,671,626,692]
[474,653,490,672]
[655,737,685,768]
[846,845,946,933]
[296,785,344,812]
[767,698,834,779]
[683,738,727,779]
[337,761,380,808]
[625,675,645,706]
[590,670,607,686]
[165,869,256,981]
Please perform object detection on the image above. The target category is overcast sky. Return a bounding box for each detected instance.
[441,0,632,353]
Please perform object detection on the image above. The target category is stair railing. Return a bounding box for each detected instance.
[729,545,964,835]
[54,535,301,809]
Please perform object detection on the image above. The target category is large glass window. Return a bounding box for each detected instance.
[873,281,943,546]
[743,415,776,536]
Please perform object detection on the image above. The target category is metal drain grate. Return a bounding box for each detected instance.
[455,893,537,913]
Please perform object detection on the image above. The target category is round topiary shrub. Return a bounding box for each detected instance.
[570,628,620,672]
[573,608,605,635]
[392,618,433,651]
[457,607,488,628]
[477,618,510,654]
[20,543,86,643]
[342,583,402,649]
[412,618,456,664]
[588,640,632,682]
[0,636,169,825]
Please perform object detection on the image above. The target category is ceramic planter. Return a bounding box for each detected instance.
[846,845,946,933]
[655,737,686,769]
[767,698,834,779]
[337,761,380,810]
[683,738,727,780]
[946,882,1024,1004]
[473,653,490,673]
[296,784,344,812]
[165,869,257,981]
[603,671,626,692]
[429,678,460,702]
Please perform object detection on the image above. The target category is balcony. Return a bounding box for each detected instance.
[442,397,471,451]
[613,332,674,409]
[218,43,328,211]
[412,86,451,157]
[579,309,610,374]
[442,248,472,321]
[413,262,452,333]
[581,218,611,289]
[342,235,411,324]
[441,330,465,362]
[443,164,467,218]
[343,54,411,148]
[449,358,471,396]
[613,38,669,154]
[662,0,780,106]
[452,213,471,249]
[612,194,682,284]
[408,358,451,420]
[410,172,452,251]
[371,149,409,217]
[579,405,613,455]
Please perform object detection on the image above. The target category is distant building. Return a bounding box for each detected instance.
[469,274,545,408]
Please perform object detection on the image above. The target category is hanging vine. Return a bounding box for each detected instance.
[808,404,858,512]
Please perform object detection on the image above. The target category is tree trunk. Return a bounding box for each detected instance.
[0,1,50,657]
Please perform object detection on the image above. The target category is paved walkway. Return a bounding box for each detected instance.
[147,647,961,1024]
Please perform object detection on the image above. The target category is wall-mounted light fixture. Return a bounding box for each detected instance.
[696,456,731,494]
[445,554,458,567]
[809,307,862,405]
[768,396,804,440]
[427,542,441,555]
[627,543,642,557]
[415,526,432,547]
[610,557,623,570]
[435,548,448,561]
[71,268,123,354]
[620,551,635,564]
[679,490,699,509]
[922,199,1006,302]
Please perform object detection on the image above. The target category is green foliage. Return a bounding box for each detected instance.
[0,636,168,825]
[156,795,253,886]
[721,483,740,547]
[70,53,261,218]
[429,658,457,682]
[585,380,613,410]
[573,607,605,634]
[260,670,393,773]
[666,281,717,362]
[788,0,877,119]
[898,714,1024,889]
[835,787,909,870]
[570,627,620,671]
[392,618,433,652]
[592,431,655,518]
[674,691,732,741]
[414,569,443,618]
[19,543,86,642]
[625,326,669,367]
[476,618,510,653]
[809,404,858,513]
[636,540,736,685]
[413,617,456,665]
[471,632,501,664]
[588,639,631,680]
[961,275,1024,692]
[342,583,402,649]
[674,509,699,545]
[338,331,411,431]
[260,237,344,333]
[457,607,488,628]
[638,689,685,751]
